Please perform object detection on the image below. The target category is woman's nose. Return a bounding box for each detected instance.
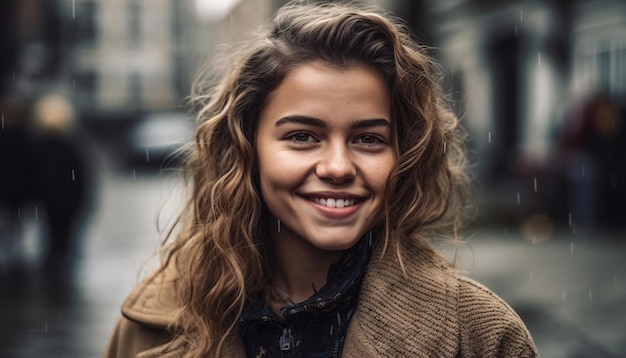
[315,144,357,183]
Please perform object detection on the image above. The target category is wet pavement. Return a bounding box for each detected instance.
[0,168,624,357]
[454,229,626,358]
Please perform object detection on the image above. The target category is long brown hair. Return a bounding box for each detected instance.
[163,1,469,355]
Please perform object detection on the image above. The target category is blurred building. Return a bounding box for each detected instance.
[3,0,624,126]
[1,0,624,226]
[427,0,626,171]
[59,0,199,116]
[416,0,626,227]
[209,0,395,45]
[0,0,63,97]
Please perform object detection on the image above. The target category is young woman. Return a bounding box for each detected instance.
[106,2,538,357]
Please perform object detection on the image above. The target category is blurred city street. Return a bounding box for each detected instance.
[0,166,178,357]
[1,0,625,356]
[0,166,624,357]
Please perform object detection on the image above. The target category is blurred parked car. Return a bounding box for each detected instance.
[127,112,195,167]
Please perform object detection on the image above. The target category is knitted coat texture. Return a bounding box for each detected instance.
[105,239,538,357]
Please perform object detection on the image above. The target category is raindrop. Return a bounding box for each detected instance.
[1,114,4,130]
[514,25,518,36]
[570,241,574,255]
[337,312,342,326]
[534,177,537,192]
[72,0,75,18]
[72,168,76,181]
[488,131,492,143]
[35,205,38,220]
[443,142,447,154]
[516,192,520,205]
[520,9,523,22]
[568,212,572,227]
[330,325,333,335]
[588,290,592,301]
[133,169,136,180]
[18,206,21,218]
[146,149,150,163]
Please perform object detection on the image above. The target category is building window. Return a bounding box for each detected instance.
[617,48,626,95]
[75,2,97,43]
[128,72,142,105]
[128,2,141,46]
[171,0,182,42]
[172,54,187,99]
[597,50,610,91]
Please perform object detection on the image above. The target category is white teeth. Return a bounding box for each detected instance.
[313,197,356,208]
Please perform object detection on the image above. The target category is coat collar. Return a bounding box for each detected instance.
[342,239,460,357]
[121,264,179,329]
[122,239,460,357]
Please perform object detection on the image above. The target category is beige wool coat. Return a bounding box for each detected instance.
[105,240,538,357]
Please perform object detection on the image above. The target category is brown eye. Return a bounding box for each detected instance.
[289,132,317,143]
[355,135,382,144]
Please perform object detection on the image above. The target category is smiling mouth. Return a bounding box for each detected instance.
[312,197,358,208]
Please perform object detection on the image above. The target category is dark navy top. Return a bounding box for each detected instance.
[240,234,373,358]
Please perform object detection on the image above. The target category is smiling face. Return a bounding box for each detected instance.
[255,61,394,253]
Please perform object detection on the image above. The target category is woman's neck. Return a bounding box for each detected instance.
[268,231,344,304]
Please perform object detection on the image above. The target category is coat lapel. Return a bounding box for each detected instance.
[123,266,247,357]
[122,266,180,329]
[342,240,460,357]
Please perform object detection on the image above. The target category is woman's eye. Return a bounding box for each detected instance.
[355,135,382,144]
[289,132,316,142]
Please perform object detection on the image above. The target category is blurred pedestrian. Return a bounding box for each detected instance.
[0,95,37,274]
[31,93,91,281]
[106,2,538,357]
[559,94,626,230]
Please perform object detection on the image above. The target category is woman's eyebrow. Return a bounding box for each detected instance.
[349,118,390,129]
[275,116,390,129]
[275,115,326,128]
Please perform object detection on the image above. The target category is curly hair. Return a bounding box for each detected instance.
[162,1,469,355]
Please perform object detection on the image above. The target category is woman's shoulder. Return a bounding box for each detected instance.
[120,266,179,328]
[350,242,537,357]
[455,275,538,357]
[456,275,519,313]
[456,275,531,332]
[104,266,183,357]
